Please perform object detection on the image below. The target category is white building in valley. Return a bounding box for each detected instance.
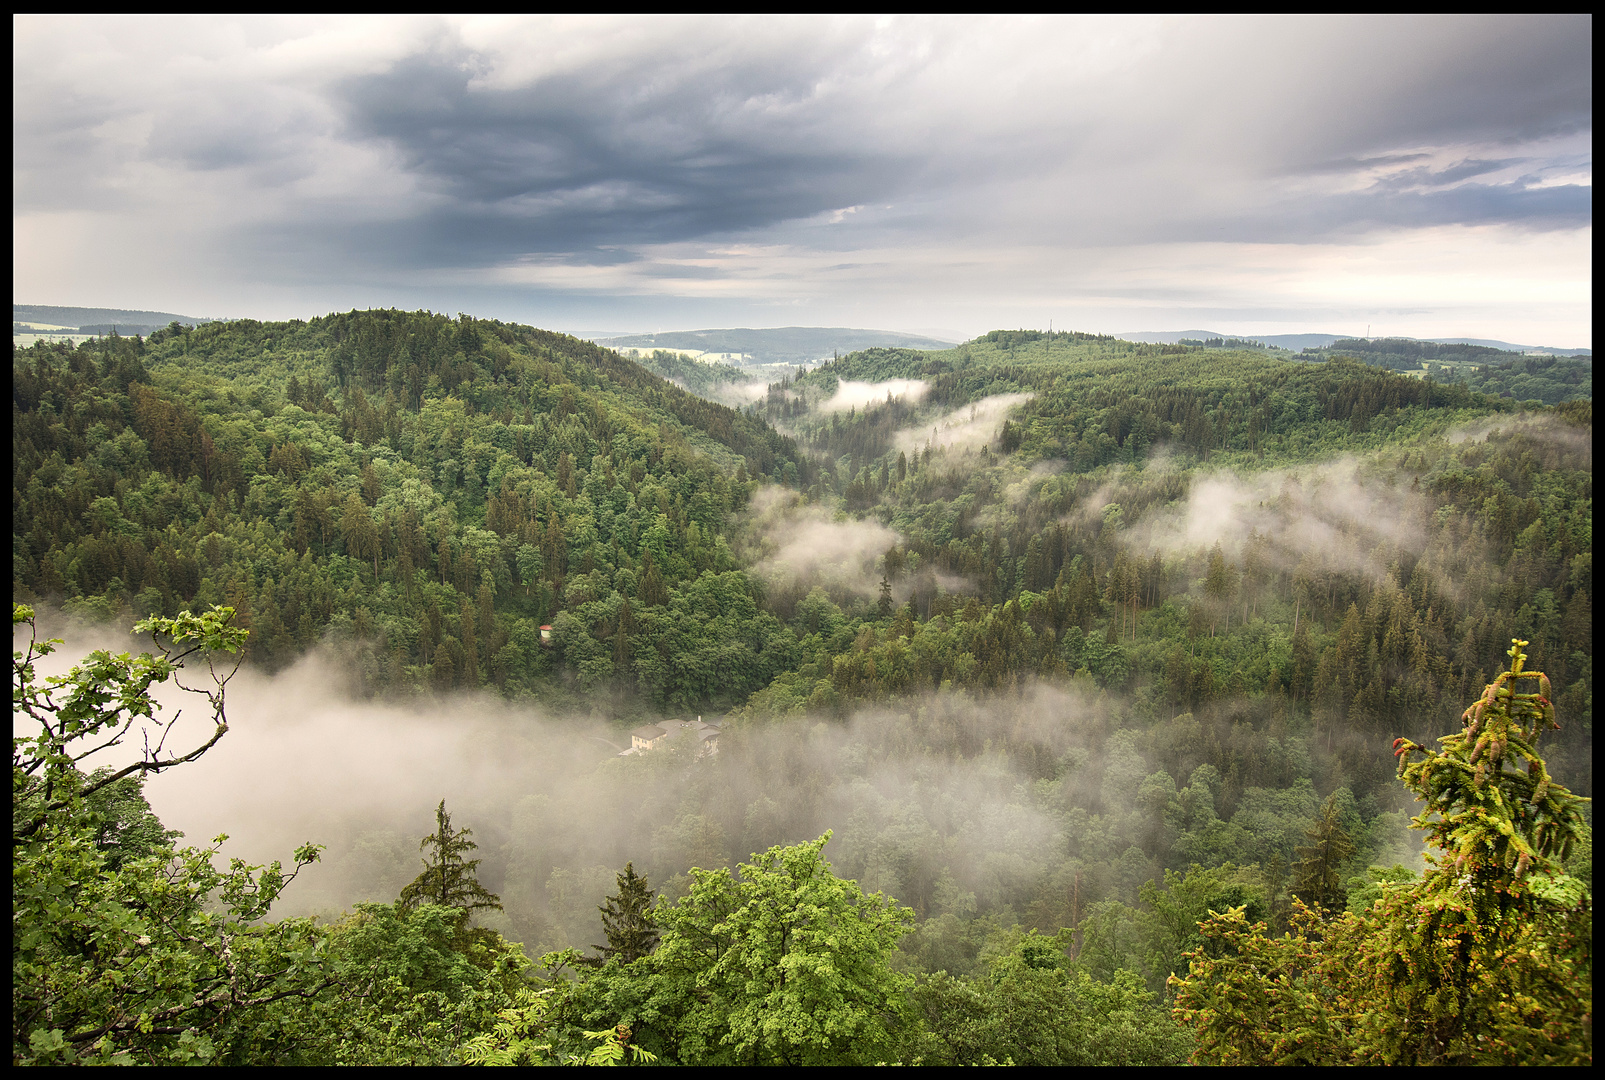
[621,717,721,758]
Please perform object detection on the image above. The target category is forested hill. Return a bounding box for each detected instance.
[13,310,807,712]
[776,330,1504,467]
[11,316,1593,793]
[1301,337,1592,405]
[751,331,1590,795]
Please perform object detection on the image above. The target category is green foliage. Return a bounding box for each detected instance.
[10,312,1596,1065]
[1167,903,1352,1064]
[1393,638,1584,885]
[556,833,914,1065]
[736,331,1591,779]
[1171,641,1592,1065]
[12,602,247,844]
[575,1024,660,1065]
[13,830,330,1065]
[906,932,1192,1065]
[281,902,533,1065]
[13,311,805,711]
[581,862,660,967]
[12,604,330,1065]
[77,768,180,870]
[1290,793,1358,911]
[458,985,556,1065]
[14,316,1590,756]
[631,348,754,399]
[1308,338,1592,405]
[658,832,914,1065]
[1075,862,1270,994]
[1344,863,1417,914]
[12,604,545,1066]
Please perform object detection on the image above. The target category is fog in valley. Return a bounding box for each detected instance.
[820,378,931,413]
[19,603,1430,967]
[895,392,1036,456]
[18,416,1589,966]
[741,486,903,600]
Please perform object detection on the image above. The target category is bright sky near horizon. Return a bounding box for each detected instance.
[12,15,1592,347]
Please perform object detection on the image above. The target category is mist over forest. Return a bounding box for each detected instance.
[13,313,1592,1065]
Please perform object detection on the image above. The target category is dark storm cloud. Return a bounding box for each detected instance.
[1239,15,1591,163]
[319,30,912,263]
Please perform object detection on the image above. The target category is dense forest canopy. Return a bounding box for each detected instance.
[12,311,1591,1064]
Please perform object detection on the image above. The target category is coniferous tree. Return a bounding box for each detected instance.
[1289,793,1356,912]
[581,862,660,966]
[638,551,669,608]
[398,800,502,920]
[1203,542,1233,636]
[1172,640,1592,1066]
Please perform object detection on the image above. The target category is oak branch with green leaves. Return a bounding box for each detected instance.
[12,604,331,1065]
[13,603,248,846]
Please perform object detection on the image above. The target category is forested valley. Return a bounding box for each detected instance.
[13,312,1592,1064]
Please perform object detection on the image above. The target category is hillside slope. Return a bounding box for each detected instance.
[13,309,806,714]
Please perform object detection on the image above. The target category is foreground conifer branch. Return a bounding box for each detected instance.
[1171,639,1592,1065]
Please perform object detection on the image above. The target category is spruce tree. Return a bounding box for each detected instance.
[1172,640,1592,1065]
[1289,793,1357,912]
[398,799,502,920]
[584,862,660,966]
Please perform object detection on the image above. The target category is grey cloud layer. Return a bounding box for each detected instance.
[328,57,890,261]
[12,15,1591,330]
[318,16,1592,262]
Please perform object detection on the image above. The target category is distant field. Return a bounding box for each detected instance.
[14,318,107,347]
[13,332,96,347]
[615,346,752,365]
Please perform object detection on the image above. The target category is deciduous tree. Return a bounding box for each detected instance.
[12,604,332,1065]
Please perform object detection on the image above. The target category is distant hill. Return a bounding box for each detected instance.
[1118,329,1589,357]
[592,327,956,367]
[1423,336,1590,356]
[14,305,215,335]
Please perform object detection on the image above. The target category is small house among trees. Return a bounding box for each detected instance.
[622,718,721,758]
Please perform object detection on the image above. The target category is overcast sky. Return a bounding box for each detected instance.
[13,15,1592,345]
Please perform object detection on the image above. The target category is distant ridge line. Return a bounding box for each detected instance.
[14,304,215,331]
[589,326,958,367]
[1117,329,1589,356]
